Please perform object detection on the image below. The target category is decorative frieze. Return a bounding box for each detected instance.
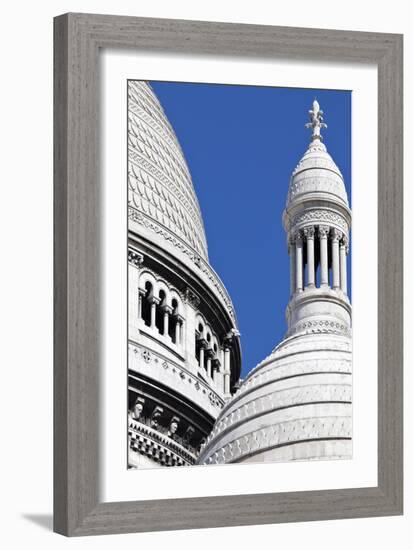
[129,419,196,467]
[129,343,225,410]
[202,415,352,465]
[288,209,349,234]
[202,381,352,451]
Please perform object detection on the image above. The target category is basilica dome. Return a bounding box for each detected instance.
[127,81,241,469]
[199,332,352,465]
[128,81,208,260]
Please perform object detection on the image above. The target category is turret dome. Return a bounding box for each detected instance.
[287,140,349,208]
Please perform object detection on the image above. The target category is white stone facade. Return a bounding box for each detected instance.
[127,82,241,468]
[199,100,352,465]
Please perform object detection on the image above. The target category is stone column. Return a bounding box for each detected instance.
[295,231,304,292]
[304,227,315,288]
[206,356,212,378]
[199,346,205,370]
[331,229,342,290]
[289,235,296,295]
[183,288,200,364]
[223,348,231,396]
[319,226,329,287]
[149,297,159,329]
[340,236,348,294]
[174,319,180,344]
[138,289,145,319]
[163,308,169,336]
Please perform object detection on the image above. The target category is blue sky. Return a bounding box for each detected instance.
[150,81,351,377]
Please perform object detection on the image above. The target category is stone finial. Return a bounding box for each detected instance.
[305,99,327,141]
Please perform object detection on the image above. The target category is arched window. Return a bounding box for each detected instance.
[141,281,153,327]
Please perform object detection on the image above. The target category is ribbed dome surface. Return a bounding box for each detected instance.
[198,332,352,465]
[128,81,208,260]
[286,141,348,207]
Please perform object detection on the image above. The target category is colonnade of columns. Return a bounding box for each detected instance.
[138,290,184,345]
[196,336,232,398]
[289,226,348,295]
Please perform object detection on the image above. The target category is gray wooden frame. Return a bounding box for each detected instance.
[54,12,403,536]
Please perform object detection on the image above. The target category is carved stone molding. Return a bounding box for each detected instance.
[129,342,225,409]
[289,209,349,234]
[202,381,352,452]
[201,415,352,465]
[287,318,351,338]
[128,419,196,467]
[184,288,201,309]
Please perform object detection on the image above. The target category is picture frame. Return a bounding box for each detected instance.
[53,12,403,536]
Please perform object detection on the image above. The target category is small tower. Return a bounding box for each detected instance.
[198,100,352,466]
[283,100,351,339]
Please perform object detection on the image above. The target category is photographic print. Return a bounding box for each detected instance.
[127,80,352,469]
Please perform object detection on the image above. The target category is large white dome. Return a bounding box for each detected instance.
[128,81,208,260]
[199,332,352,465]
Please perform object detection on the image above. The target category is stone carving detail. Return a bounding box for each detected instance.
[150,406,163,428]
[204,382,352,448]
[129,420,196,466]
[128,80,208,259]
[318,225,330,237]
[131,397,145,420]
[128,250,144,267]
[184,288,201,309]
[305,99,327,141]
[294,229,303,243]
[287,319,351,338]
[129,343,225,410]
[288,175,347,203]
[289,209,349,234]
[202,415,352,465]
[303,226,315,239]
[331,228,343,242]
[168,416,180,438]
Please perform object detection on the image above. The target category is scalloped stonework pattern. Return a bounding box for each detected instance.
[128,81,208,260]
[287,144,348,206]
[202,416,352,465]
